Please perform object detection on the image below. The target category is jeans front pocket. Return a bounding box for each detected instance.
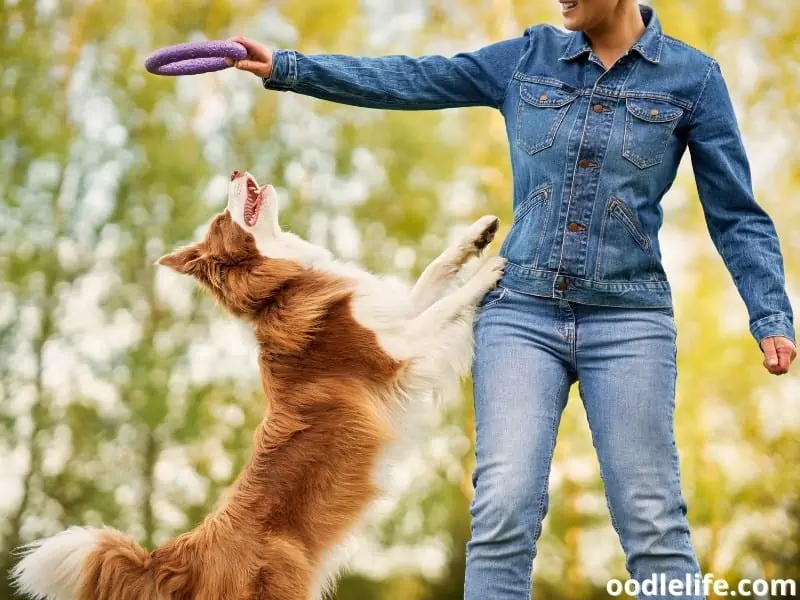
[516,79,579,155]
[478,285,508,310]
[622,98,683,169]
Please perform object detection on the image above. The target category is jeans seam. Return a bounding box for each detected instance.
[580,380,621,539]
[568,305,577,370]
[525,368,567,599]
[580,379,629,562]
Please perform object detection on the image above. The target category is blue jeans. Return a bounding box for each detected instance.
[465,286,703,600]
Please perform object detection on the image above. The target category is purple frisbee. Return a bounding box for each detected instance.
[145,40,247,76]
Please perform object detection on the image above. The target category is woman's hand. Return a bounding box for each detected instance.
[225,36,273,78]
[760,336,797,375]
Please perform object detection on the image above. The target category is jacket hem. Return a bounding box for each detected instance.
[502,261,673,308]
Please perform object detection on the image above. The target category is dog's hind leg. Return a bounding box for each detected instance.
[409,215,500,315]
[246,538,313,600]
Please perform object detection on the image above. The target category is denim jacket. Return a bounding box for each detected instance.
[263,5,795,345]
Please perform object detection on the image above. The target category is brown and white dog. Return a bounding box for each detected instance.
[12,170,505,600]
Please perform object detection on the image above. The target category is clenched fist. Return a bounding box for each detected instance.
[760,335,797,375]
[225,36,273,78]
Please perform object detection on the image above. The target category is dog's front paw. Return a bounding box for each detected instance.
[472,215,501,252]
[461,215,501,257]
[473,256,507,293]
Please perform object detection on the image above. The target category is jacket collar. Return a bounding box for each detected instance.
[559,4,663,64]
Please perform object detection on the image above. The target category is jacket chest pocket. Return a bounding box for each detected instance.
[622,98,684,169]
[516,81,579,155]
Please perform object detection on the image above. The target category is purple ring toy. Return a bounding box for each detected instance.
[144,40,248,76]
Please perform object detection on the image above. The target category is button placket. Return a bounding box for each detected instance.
[553,57,637,279]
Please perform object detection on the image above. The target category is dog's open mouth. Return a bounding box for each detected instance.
[244,177,263,227]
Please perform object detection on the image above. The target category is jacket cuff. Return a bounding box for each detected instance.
[262,49,297,90]
[750,314,796,346]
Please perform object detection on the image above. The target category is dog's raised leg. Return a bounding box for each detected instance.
[402,256,506,401]
[406,255,506,341]
[409,215,500,315]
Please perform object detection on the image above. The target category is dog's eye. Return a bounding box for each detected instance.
[216,264,227,285]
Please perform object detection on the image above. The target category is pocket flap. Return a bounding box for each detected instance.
[626,98,684,123]
[520,82,579,108]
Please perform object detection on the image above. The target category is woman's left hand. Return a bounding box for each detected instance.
[760,336,797,375]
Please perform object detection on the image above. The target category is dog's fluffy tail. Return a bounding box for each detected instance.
[12,526,164,600]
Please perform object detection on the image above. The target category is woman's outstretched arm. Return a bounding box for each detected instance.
[229,34,532,110]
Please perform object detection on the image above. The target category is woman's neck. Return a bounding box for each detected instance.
[584,2,646,69]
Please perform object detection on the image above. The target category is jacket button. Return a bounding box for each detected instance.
[578,159,599,168]
[568,222,585,232]
[557,279,569,291]
[593,104,608,113]
[539,94,548,101]
[650,108,659,116]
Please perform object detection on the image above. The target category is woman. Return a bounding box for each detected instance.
[229,1,797,598]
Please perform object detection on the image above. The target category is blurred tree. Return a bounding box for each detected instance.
[1,0,270,596]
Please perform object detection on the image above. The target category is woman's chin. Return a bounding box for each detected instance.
[560,5,588,31]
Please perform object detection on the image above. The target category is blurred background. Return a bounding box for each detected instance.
[1,0,798,598]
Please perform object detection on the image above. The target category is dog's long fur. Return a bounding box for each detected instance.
[12,172,505,600]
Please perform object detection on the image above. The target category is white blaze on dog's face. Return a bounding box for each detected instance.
[227,170,281,255]
[227,170,332,265]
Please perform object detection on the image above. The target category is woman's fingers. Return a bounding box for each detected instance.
[777,345,792,373]
[234,59,271,78]
[227,36,272,77]
[762,337,778,370]
[229,35,268,61]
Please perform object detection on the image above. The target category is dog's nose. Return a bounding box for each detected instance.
[231,170,242,181]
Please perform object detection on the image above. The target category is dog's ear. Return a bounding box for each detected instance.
[157,244,203,275]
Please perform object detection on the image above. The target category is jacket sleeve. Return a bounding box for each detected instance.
[261,32,532,110]
[687,60,795,346]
